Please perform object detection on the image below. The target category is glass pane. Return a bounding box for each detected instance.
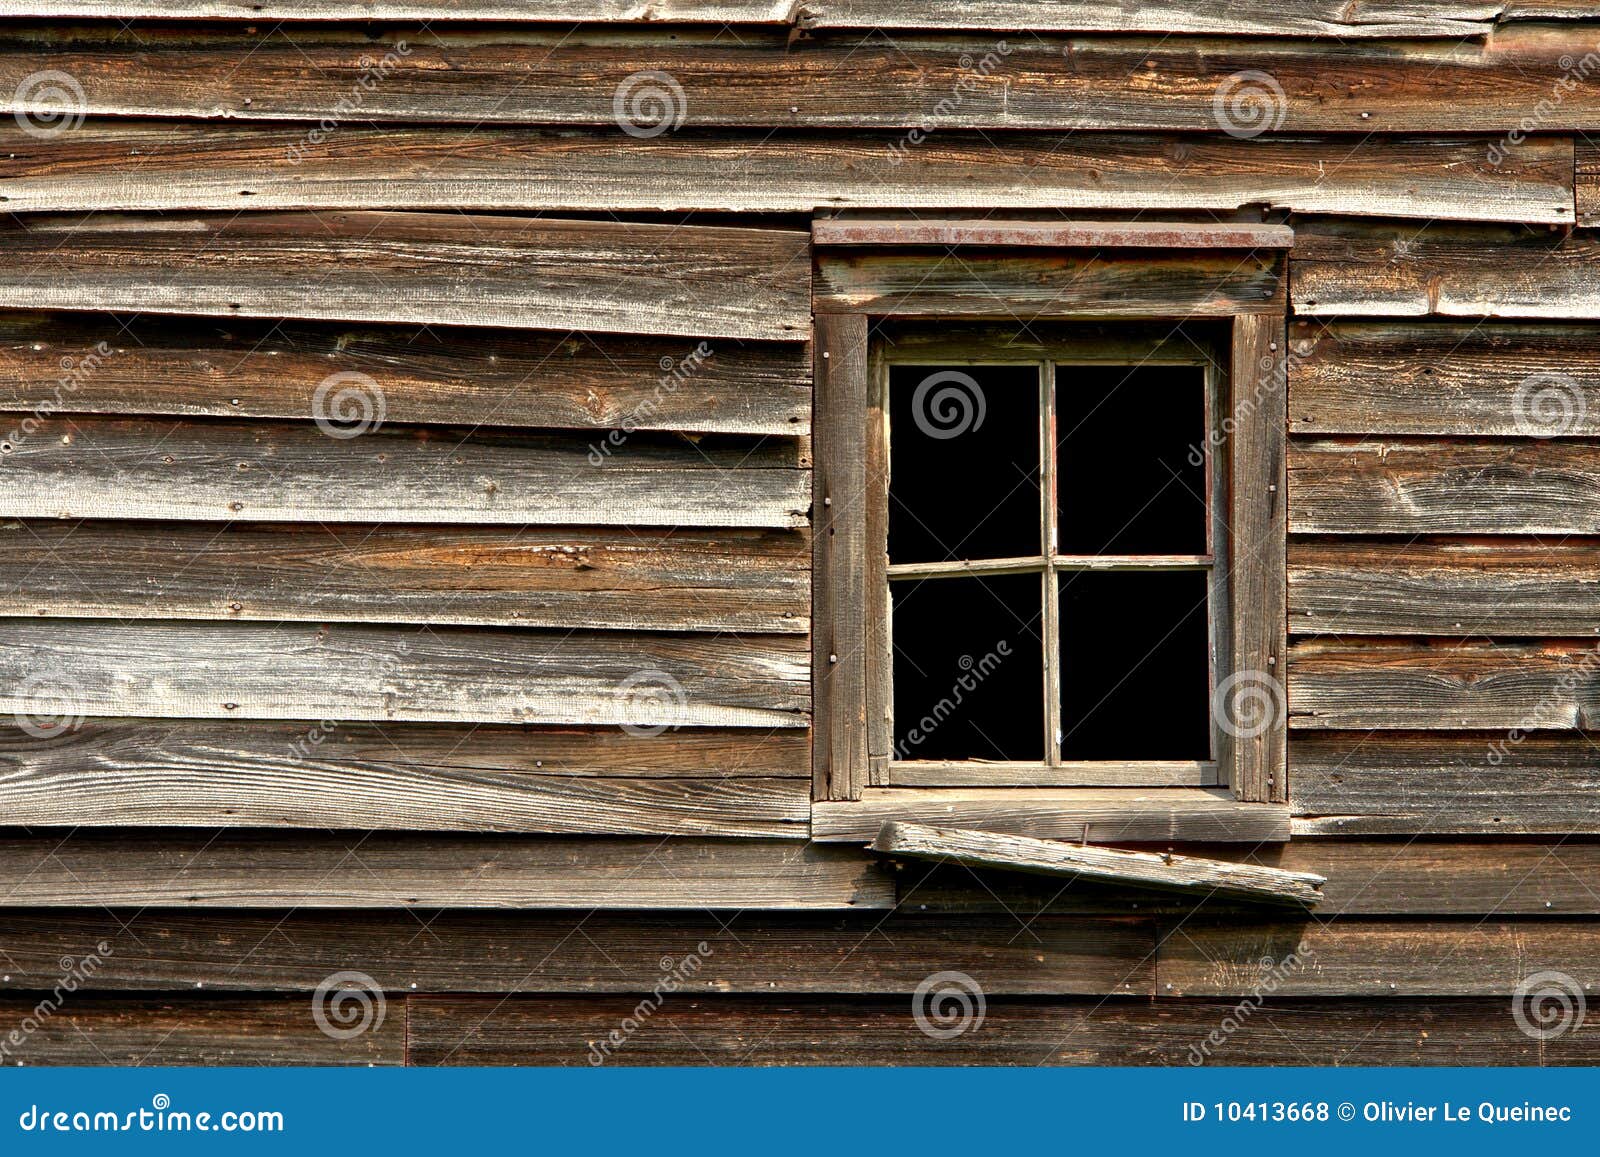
[1055,364,1207,555]
[888,364,1041,564]
[891,573,1045,762]
[1058,570,1211,760]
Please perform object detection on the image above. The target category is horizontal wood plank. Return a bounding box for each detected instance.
[0,212,810,339]
[0,619,809,728]
[0,522,808,633]
[1289,439,1600,535]
[812,788,1290,843]
[0,312,811,435]
[814,219,1296,248]
[0,418,809,528]
[0,832,891,908]
[0,127,1567,224]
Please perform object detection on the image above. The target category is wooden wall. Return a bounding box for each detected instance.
[5,4,1600,1065]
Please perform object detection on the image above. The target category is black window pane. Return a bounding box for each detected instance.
[889,364,1041,564]
[892,573,1044,762]
[1056,364,1207,555]
[1059,571,1210,760]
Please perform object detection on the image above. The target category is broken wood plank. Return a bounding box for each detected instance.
[812,788,1290,843]
[814,218,1295,248]
[1289,439,1600,535]
[0,211,810,339]
[0,619,809,728]
[1291,539,1600,636]
[0,312,811,435]
[0,832,891,908]
[872,821,1324,905]
[0,418,809,529]
[0,521,808,634]
[0,127,1567,224]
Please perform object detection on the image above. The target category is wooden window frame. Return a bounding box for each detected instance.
[811,218,1289,842]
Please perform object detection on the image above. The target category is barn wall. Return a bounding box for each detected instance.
[3,10,1600,1064]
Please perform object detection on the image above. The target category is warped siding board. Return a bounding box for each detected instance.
[408,995,1577,1065]
[0,620,809,728]
[0,998,403,1066]
[0,126,1572,225]
[812,788,1290,843]
[0,313,811,436]
[1162,921,1600,996]
[1289,640,1600,732]
[0,418,809,529]
[0,212,810,340]
[1290,540,1600,636]
[0,912,1154,996]
[815,251,1285,318]
[1289,439,1600,535]
[0,522,809,634]
[0,833,893,908]
[13,26,1600,134]
[1292,731,1600,834]
[1290,320,1600,436]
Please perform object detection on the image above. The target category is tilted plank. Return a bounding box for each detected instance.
[0,912,1153,996]
[0,212,810,339]
[1163,921,1600,996]
[815,250,1285,318]
[1289,321,1600,437]
[812,788,1289,843]
[872,822,1324,905]
[0,127,1568,224]
[409,995,1581,1065]
[0,0,795,15]
[9,26,1600,133]
[0,832,892,908]
[1291,539,1600,636]
[0,313,810,435]
[0,418,809,528]
[1289,640,1600,732]
[0,522,808,634]
[1289,439,1600,535]
[1292,730,1600,834]
[0,619,809,727]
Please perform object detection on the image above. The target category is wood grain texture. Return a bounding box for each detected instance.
[0,619,809,728]
[0,912,1154,996]
[1291,539,1600,636]
[812,788,1290,843]
[408,995,1587,1065]
[9,26,1600,134]
[1,127,1568,224]
[1291,730,1600,834]
[0,313,811,435]
[0,212,810,339]
[0,418,809,528]
[0,521,808,633]
[0,832,891,909]
[0,0,796,16]
[815,250,1285,318]
[1578,139,1600,225]
[1289,320,1600,436]
[815,219,1296,248]
[1289,439,1600,535]
[1162,920,1600,996]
